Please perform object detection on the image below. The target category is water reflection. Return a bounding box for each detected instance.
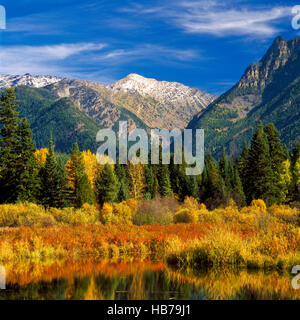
[0,260,299,300]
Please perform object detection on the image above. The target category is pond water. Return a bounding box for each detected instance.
[0,260,299,300]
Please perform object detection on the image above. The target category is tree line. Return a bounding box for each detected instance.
[0,88,299,209]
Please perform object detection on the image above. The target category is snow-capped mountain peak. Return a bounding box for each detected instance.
[0,73,62,89]
[108,73,216,107]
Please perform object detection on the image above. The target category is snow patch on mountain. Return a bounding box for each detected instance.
[0,73,62,89]
[108,73,216,107]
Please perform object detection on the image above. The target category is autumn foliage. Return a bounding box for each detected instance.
[0,198,298,270]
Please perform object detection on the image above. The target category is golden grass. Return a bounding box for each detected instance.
[0,199,298,270]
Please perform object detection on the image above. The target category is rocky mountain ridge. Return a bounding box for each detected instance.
[188,36,300,156]
[0,73,216,130]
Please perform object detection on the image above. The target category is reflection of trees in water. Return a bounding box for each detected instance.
[0,261,299,300]
[66,277,91,300]
[129,273,145,300]
[166,268,300,300]
[0,279,68,300]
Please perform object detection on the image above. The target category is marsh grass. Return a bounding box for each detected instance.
[0,199,298,271]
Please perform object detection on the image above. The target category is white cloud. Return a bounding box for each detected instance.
[0,43,106,76]
[123,1,294,38]
[0,42,200,79]
[175,5,292,37]
[92,44,201,64]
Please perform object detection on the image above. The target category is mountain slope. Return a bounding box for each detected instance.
[1,73,216,131]
[15,86,101,153]
[7,73,215,152]
[188,36,300,156]
[45,78,148,132]
[108,73,216,129]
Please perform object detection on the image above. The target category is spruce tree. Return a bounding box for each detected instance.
[185,175,199,199]
[117,179,129,202]
[15,119,40,202]
[264,123,286,167]
[291,142,300,201]
[39,137,67,208]
[158,164,173,197]
[232,165,246,207]
[228,157,235,189]
[218,147,231,189]
[168,155,189,201]
[291,142,300,167]
[115,161,130,202]
[95,163,119,206]
[169,155,180,195]
[264,123,286,202]
[0,89,39,203]
[144,165,155,199]
[66,143,95,207]
[203,153,227,208]
[247,122,280,205]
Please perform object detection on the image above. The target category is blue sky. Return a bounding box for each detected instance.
[0,0,299,94]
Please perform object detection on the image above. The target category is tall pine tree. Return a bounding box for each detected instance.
[264,123,286,203]
[202,153,227,208]
[95,163,119,206]
[39,137,67,208]
[0,89,39,203]
[66,143,95,207]
[247,122,279,205]
[218,147,231,189]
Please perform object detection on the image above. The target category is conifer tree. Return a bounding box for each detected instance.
[218,147,231,189]
[158,164,173,197]
[185,175,199,199]
[0,89,39,203]
[95,163,119,206]
[227,157,235,189]
[247,122,280,205]
[117,179,130,202]
[115,161,130,202]
[169,155,180,195]
[199,164,208,201]
[77,174,96,206]
[66,143,95,207]
[232,165,246,207]
[15,119,40,202]
[264,123,286,167]
[203,153,227,207]
[39,137,67,208]
[144,164,156,199]
[293,157,300,201]
[264,123,286,202]
[168,154,190,200]
[291,142,300,201]
[291,142,300,167]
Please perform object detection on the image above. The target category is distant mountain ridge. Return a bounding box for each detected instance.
[2,36,298,156]
[108,73,215,128]
[0,73,215,152]
[0,73,216,131]
[188,36,300,156]
[0,73,62,88]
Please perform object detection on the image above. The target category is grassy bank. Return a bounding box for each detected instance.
[0,199,299,270]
